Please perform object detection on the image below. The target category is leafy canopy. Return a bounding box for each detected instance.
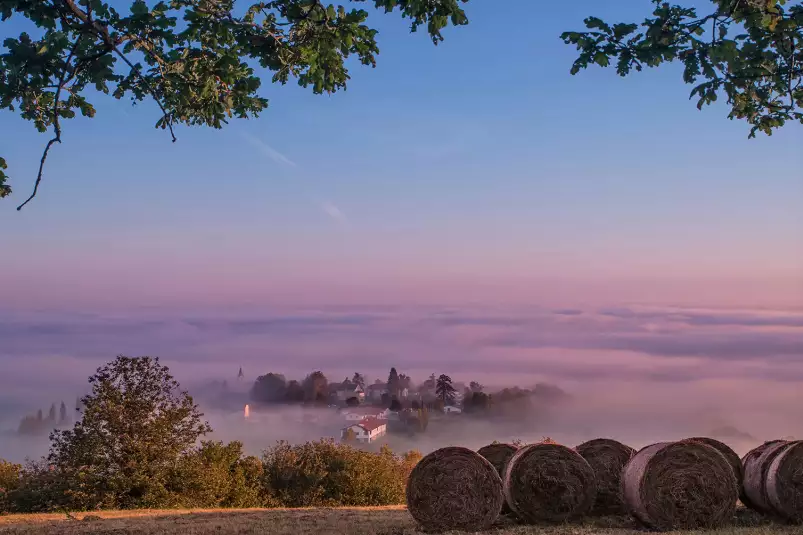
[0,0,470,207]
[48,355,211,509]
[561,0,803,137]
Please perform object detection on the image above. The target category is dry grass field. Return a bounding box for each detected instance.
[0,506,799,535]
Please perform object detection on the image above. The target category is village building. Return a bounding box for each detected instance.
[341,419,387,443]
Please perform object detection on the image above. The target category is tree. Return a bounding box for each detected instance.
[250,372,287,403]
[469,381,483,392]
[284,380,305,402]
[387,367,400,398]
[380,392,390,408]
[561,0,803,137]
[345,396,360,407]
[398,373,412,392]
[435,374,456,406]
[59,401,67,424]
[342,428,357,443]
[47,403,56,422]
[411,400,420,410]
[351,373,365,390]
[389,399,402,412]
[301,371,328,403]
[0,1,471,207]
[48,355,212,509]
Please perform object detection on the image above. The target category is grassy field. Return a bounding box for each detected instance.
[0,506,798,535]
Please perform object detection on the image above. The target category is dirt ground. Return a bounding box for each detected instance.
[0,506,798,535]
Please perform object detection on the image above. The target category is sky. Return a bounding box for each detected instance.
[0,1,802,447]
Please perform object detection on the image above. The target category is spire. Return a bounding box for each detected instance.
[238,366,244,380]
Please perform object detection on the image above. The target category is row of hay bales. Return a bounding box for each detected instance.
[405,437,803,532]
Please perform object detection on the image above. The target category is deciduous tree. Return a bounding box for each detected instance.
[562,0,803,137]
[0,0,471,206]
[48,355,212,509]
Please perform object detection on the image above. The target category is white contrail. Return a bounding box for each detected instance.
[241,132,297,167]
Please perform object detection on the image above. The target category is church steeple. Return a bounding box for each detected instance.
[237,366,244,380]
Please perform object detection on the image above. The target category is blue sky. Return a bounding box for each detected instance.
[1,0,801,310]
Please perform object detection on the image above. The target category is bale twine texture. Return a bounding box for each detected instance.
[621,440,738,530]
[478,443,519,515]
[687,437,743,490]
[576,438,636,515]
[406,446,503,532]
[742,440,789,514]
[503,442,597,523]
[765,441,803,523]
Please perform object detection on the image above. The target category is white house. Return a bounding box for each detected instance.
[340,406,388,421]
[444,405,462,414]
[341,419,387,443]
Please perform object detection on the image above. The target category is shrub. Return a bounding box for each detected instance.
[170,441,270,508]
[0,459,21,514]
[262,440,419,507]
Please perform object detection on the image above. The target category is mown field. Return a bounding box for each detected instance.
[0,507,799,535]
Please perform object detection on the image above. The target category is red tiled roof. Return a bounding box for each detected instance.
[352,419,386,432]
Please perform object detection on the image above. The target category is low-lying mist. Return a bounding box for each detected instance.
[2,302,801,463]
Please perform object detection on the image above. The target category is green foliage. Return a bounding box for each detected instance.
[170,441,270,508]
[0,459,22,514]
[47,355,212,510]
[435,373,456,405]
[261,439,416,506]
[561,0,803,137]
[0,0,471,207]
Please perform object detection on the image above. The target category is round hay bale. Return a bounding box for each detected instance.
[503,442,597,523]
[687,437,743,489]
[406,446,503,532]
[621,440,738,530]
[576,438,636,515]
[742,439,788,514]
[766,441,803,523]
[478,443,519,515]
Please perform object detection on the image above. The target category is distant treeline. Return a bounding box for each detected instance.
[17,401,74,436]
[250,368,570,420]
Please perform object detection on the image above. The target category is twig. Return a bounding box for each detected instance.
[112,47,177,143]
[16,40,82,211]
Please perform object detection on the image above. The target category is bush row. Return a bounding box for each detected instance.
[0,440,421,513]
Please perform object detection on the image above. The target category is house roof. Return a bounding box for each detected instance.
[367,383,387,391]
[349,419,386,432]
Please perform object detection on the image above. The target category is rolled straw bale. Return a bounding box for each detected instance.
[742,439,788,513]
[766,441,803,523]
[576,438,636,515]
[687,437,743,489]
[406,446,503,532]
[621,440,738,530]
[478,443,519,514]
[503,442,597,523]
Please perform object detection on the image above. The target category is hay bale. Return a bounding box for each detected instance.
[576,438,636,515]
[406,446,503,532]
[478,442,519,515]
[621,440,738,530]
[766,441,803,523]
[503,442,597,523]
[687,437,743,489]
[478,443,519,478]
[742,439,788,514]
